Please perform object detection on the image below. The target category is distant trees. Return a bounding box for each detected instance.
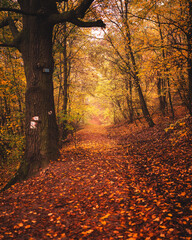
[92,0,155,126]
[93,0,192,124]
[0,47,25,165]
[53,18,98,133]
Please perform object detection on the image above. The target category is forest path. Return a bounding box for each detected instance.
[0,123,192,239]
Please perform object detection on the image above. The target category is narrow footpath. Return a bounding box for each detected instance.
[0,123,191,239]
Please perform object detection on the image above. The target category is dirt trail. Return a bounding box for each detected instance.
[0,124,191,239]
[66,124,116,150]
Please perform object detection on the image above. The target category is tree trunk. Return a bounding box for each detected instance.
[187,0,192,115]
[19,12,59,177]
[116,98,128,120]
[167,78,174,119]
[62,22,69,139]
[157,74,166,116]
[134,74,155,127]
[56,53,62,115]
[127,41,154,127]
[124,0,154,127]
[125,78,134,123]
[157,14,168,116]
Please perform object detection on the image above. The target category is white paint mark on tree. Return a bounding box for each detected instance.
[30,116,40,129]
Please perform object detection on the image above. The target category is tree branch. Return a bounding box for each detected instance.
[74,0,95,19]
[70,18,106,28]
[0,42,16,48]
[0,7,42,16]
[0,1,93,18]
[48,10,74,25]
[49,0,105,27]
[49,10,105,28]
[50,12,105,28]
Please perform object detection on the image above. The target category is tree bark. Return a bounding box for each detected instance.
[187,0,192,115]
[157,75,166,116]
[133,74,155,127]
[125,78,134,123]
[19,10,59,177]
[62,21,69,139]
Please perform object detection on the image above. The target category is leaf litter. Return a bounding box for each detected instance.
[0,118,192,239]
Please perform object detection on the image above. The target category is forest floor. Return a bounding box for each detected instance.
[0,114,192,239]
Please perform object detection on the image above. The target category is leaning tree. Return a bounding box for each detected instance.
[0,0,105,186]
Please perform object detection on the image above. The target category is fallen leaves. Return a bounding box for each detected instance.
[0,121,192,239]
[25,225,31,229]
[14,222,23,228]
[81,229,94,236]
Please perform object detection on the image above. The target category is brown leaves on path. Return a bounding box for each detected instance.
[0,122,192,239]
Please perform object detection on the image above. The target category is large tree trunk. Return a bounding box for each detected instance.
[19,5,59,178]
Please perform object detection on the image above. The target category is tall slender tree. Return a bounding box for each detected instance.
[187,0,192,114]
[101,0,154,127]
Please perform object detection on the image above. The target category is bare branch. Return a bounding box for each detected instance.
[70,18,105,28]
[0,42,16,48]
[49,11,105,28]
[0,7,41,16]
[49,10,74,25]
[50,12,105,28]
[74,0,95,19]
[49,0,105,27]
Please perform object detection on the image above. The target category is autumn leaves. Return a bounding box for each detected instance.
[0,123,192,239]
